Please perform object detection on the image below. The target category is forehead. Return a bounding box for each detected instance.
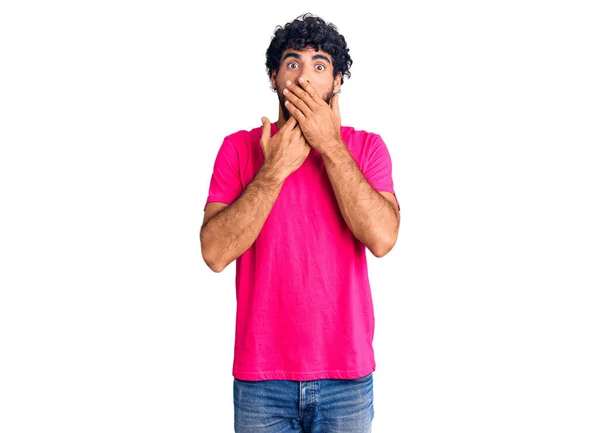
[281,47,332,61]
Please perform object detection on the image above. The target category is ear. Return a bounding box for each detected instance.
[333,72,342,94]
[270,70,278,90]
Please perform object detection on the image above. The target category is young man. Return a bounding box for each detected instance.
[200,13,400,432]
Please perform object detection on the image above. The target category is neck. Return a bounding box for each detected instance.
[275,105,288,131]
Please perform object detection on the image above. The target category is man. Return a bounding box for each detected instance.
[200,13,400,433]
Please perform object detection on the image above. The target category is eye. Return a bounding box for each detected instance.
[316,64,326,71]
[287,62,299,69]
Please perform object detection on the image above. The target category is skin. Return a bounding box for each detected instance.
[200,46,400,272]
[270,46,341,131]
[274,47,401,256]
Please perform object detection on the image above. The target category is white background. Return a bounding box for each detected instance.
[1,1,599,432]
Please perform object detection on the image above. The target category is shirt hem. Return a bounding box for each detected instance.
[232,365,376,381]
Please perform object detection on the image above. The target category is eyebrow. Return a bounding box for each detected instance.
[282,52,331,65]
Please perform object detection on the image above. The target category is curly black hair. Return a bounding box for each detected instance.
[265,13,353,86]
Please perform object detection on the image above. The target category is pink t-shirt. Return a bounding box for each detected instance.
[204,122,399,381]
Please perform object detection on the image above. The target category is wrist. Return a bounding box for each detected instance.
[320,138,347,163]
[259,161,286,186]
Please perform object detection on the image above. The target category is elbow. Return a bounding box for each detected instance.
[370,233,398,258]
[371,243,392,258]
[200,229,226,273]
[207,261,225,273]
[202,248,226,273]
[204,253,225,273]
[372,214,400,257]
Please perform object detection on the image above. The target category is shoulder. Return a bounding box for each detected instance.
[341,125,384,146]
[340,125,386,160]
[219,125,263,158]
[223,126,259,146]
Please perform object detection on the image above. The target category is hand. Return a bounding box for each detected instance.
[282,76,342,154]
[259,116,311,182]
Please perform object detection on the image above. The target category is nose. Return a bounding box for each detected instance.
[291,67,314,84]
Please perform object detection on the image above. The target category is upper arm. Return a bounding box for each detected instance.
[202,136,242,231]
[200,201,229,272]
[205,137,244,207]
[364,135,397,201]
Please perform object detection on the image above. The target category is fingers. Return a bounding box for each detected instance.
[289,78,321,111]
[283,117,307,146]
[287,124,299,141]
[295,130,310,151]
[283,88,312,117]
[283,115,297,130]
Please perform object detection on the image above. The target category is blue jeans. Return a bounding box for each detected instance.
[233,372,374,432]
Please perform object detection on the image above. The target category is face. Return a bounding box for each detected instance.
[271,46,342,120]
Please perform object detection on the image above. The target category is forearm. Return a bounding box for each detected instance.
[321,140,399,257]
[200,164,284,272]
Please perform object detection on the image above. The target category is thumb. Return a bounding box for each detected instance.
[260,117,271,141]
[331,94,341,125]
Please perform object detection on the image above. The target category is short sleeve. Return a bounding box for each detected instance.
[363,135,400,210]
[204,137,244,211]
